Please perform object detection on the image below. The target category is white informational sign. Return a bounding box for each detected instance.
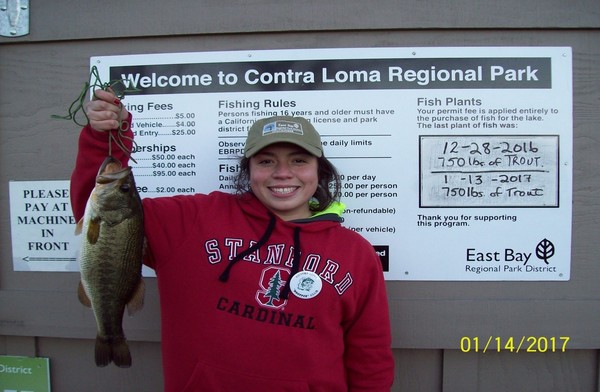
[11,47,573,280]
[10,180,80,271]
[9,180,157,277]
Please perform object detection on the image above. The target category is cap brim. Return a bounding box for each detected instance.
[245,137,322,158]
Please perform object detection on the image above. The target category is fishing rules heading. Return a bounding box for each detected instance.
[12,47,573,280]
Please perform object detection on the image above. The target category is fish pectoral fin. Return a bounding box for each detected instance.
[126,279,145,316]
[77,281,92,308]
[86,219,101,244]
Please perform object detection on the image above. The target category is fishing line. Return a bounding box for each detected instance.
[52,65,139,163]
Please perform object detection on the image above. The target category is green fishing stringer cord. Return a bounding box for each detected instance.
[52,65,139,163]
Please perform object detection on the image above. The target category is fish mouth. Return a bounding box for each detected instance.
[96,156,132,184]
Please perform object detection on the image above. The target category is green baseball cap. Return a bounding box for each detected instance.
[244,116,323,158]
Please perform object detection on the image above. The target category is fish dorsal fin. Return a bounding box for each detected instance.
[77,281,92,308]
[126,279,145,316]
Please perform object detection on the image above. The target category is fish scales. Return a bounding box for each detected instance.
[77,156,145,368]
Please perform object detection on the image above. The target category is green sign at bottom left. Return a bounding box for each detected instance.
[0,356,50,392]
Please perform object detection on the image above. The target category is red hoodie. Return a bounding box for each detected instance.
[71,120,394,391]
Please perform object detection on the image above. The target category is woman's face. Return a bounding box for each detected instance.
[249,143,319,221]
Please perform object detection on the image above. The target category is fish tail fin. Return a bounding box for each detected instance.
[111,337,132,368]
[95,336,132,368]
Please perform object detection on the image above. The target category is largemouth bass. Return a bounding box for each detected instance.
[76,156,145,368]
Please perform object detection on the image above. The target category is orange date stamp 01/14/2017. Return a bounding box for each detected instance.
[460,336,570,353]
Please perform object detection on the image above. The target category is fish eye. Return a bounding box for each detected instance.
[119,184,130,193]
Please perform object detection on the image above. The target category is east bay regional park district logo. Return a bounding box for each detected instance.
[466,238,557,274]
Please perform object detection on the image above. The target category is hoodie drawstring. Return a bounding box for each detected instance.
[218,214,302,301]
[219,214,277,283]
[280,226,301,300]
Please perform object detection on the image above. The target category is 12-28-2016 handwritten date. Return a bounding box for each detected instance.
[460,336,570,353]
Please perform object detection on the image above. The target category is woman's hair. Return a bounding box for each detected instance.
[233,155,342,212]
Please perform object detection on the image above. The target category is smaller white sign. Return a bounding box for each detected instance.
[9,180,80,271]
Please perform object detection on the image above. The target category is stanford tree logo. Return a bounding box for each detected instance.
[256,267,290,309]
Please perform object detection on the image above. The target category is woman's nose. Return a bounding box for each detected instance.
[273,162,293,177]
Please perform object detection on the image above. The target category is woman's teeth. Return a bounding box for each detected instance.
[272,187,296,194]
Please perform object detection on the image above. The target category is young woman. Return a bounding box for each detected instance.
[71,89,394,391]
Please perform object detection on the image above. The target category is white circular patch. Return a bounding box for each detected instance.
[290,271,322,299]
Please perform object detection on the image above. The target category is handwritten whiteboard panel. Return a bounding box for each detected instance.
[420,135,559,207]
